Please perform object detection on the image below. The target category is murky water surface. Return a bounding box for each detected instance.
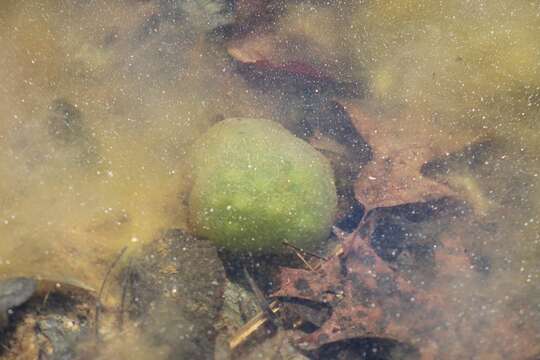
[0,0,539,359]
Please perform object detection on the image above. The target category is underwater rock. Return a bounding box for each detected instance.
[188,118,337,253]
[36,314,90,360]
[0,277,36,329]
[0,279,95,359]
[125,229,225,360]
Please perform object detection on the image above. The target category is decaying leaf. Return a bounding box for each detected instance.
[273,226,540,359]
[337,100,484,212]
[274,227,444,358]
[227,1,357,84]
[227,32,333,80]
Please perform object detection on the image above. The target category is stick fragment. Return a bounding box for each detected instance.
[229,235,345,350]
[228,300,281,349]
[95,246,127,340]
[282,240,328,261]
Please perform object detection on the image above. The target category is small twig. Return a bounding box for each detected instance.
[118,258,133,330]
[228,301,281,349]
[243,267,281,327]
[291,248,315,272]
[41,292,50,307]
[95,246,127,340]
[282,240,328,261]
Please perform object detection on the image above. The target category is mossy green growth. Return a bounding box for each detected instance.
[188,118,337,253]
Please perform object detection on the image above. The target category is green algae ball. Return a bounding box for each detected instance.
[188,118,337,253]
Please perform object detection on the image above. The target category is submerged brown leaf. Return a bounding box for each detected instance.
[227,32,277,65]
[228,33,334,81]
[274,228,444,358]
[337,100,482,212]
[273,227,540,359]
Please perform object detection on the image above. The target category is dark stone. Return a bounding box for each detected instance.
[0,277,36,311]
[125,229,225,360]
[0,281,94,359]
[0,277,36,328]
[37,314,89,360]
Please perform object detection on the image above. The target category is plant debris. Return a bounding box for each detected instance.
[337,100,484,212]
[273,224,540,359]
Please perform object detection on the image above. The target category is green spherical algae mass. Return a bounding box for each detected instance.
[188,118,337,253]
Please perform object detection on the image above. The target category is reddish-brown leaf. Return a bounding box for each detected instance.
[337,100,481,212]
[274,229,444,358]
[227,32,333,80]
[274,228,540,359]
